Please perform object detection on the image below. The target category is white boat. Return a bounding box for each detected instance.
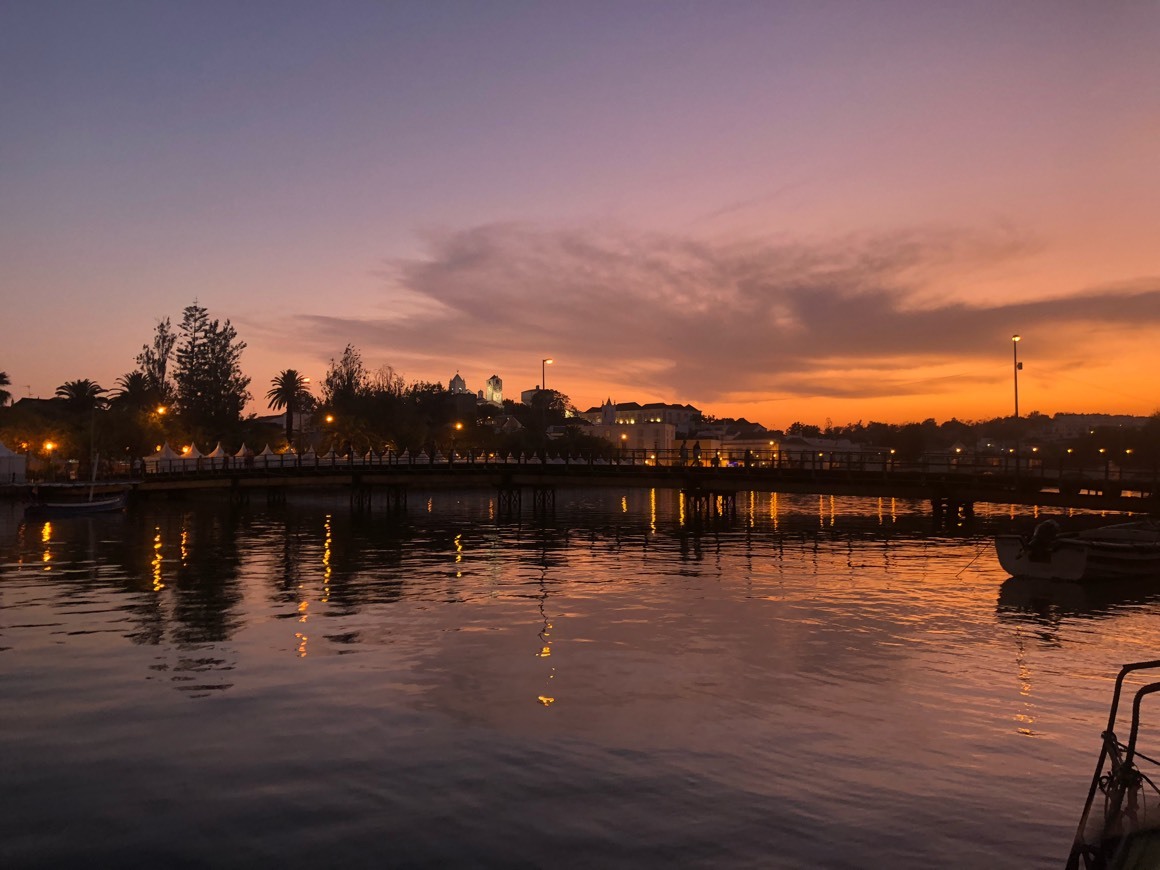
[25,490,128,518]
[995,519,1160,581]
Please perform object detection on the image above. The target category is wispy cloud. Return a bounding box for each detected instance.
[268,222,1160,407]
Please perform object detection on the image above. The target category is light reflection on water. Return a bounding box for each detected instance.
[2,490,1160,868]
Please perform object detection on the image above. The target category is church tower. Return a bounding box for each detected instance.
[485,375,503,406]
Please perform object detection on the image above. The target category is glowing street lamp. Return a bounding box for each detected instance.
[542,358,554,392]
[451,421,463,465]
[1011,334,1024,479]
[1011,335,1022,419]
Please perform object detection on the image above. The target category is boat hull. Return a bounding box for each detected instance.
[25,492,127,518]
[996,533,1160,582]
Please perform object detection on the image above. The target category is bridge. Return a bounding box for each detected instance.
[130,450,1159,516]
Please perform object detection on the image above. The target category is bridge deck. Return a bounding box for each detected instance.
[126,459,1159,514]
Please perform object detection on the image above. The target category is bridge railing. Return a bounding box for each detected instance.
[134,447,1155,494]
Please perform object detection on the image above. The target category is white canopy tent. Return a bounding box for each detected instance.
[206,442,229,470]
[0,441,27,484]
[143,443,182,474]
[253,444,278,469]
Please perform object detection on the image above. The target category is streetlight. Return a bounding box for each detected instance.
[1012,334,1023,480]
[542,358,554,392]
[1011,335,1022,418]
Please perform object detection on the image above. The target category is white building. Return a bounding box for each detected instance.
[580,399,701,433]
[484,375,503,406]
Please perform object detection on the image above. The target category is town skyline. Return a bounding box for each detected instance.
[2,3,1158,426]
[3,347,1156,437]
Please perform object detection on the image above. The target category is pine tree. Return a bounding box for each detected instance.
[173,303,251,437]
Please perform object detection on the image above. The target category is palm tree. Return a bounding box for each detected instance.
[0,370,10,406]
[110,371,161,413]
[55,379,107,413]
[266,370,313,447]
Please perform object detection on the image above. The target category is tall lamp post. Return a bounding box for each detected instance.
[541,358,554,393]
[1012,334,1022,480]
[1011,334,1022,418]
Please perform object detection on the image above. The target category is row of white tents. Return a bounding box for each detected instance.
[0,442,27,484]
[141,443,649,474]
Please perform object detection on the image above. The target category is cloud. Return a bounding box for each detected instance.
[272,221,1160,406]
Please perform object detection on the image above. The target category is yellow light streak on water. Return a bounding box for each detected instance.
[152,529,164,591]
[322,514,332,602]
[42,521,52,569]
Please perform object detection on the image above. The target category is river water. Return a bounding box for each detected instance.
[2,488,1159,869]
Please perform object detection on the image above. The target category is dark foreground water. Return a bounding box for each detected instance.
[2,489,1159,869]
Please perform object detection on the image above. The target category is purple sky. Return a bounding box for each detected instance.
[2,1,1158,426]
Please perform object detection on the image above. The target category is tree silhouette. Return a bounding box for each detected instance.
[173,302,251,438]
[136,318,177,403]
[111,371,162,413]
[55,379,107,413]
[0,370,10,406]
[266,369,313,447]
[321,344,368,411]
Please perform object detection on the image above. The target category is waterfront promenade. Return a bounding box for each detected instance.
[117,450,1159,514]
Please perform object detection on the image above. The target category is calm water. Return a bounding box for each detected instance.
[2,489,1160,869]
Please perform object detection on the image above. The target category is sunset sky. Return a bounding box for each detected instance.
[2,1,1158,428]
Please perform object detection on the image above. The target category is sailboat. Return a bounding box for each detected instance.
[25,451,128,517]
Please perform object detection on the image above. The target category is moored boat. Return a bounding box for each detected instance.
[995,519,1160,582]
[25,490,128,518]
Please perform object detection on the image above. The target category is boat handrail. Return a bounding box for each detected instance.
[1068,660,1160,868]
[1124,681,1160,770]
[1104,660,1160,738]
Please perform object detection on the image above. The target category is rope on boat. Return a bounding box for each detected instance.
[955,540,991,577]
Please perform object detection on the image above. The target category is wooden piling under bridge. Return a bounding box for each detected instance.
[684,488,737,519]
